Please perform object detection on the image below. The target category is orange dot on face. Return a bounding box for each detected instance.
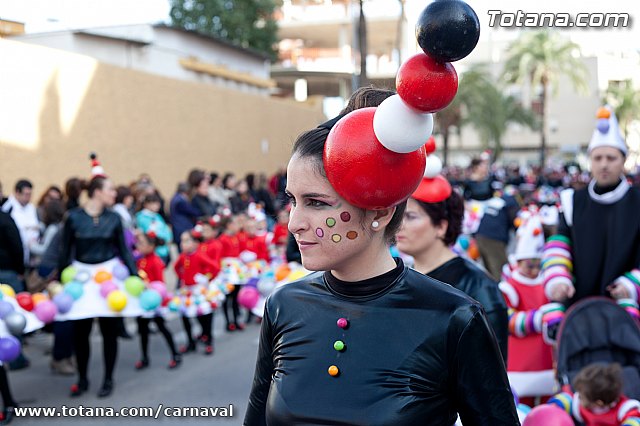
[346,231,358,240]
[328,365,339,377]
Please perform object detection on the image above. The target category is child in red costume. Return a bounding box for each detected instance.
[499,210,558,406]
[199,216,222,276]
[174,230,218,355]
[134,231,180,370]
[242,217,269,262]
[548,363,640,425]
[272,209,290,247]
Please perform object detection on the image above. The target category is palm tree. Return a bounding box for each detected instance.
[434,99,462,167]
[605,80,640,140]
[502,31,589,166]
[451,66,537,160]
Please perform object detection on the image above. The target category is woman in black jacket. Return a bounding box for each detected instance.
[396,176,509,362]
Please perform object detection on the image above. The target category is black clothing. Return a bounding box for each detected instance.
[59,208,137,274]
[0,211,24,274]
[222,287,241,328]
[250,189,276,217]
[191,195,218,219]
[73,318,119,384]
[0,365,16,408]
[137,317,178,360]
[463,177,495,201]
[426,257,509,362]
[181,313,214,346]
[558,186,640,304]
[593,179,621,195]
[53,321,74,361]
[285,233,301,263]
[245,261,518,426]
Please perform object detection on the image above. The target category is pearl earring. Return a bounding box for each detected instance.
[372,221,379,229]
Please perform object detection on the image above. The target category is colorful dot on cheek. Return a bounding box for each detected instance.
[331,234,342,243]
[346,231,358,240]
[315,228,324,238]
[340,212,351,222]
[326,218,336,227]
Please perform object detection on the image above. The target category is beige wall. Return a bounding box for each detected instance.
[0,39,325,199]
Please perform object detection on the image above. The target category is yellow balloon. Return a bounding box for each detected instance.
[0,284,16,298]
[47,282,64,297]
[287,270,308,282]
[107,290,127,312]
[172,296,181,306]
[32,293,47,305]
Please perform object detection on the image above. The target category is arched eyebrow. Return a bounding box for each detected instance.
[285,189,331,199]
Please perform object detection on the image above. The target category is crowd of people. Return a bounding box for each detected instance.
[1,99,640,425]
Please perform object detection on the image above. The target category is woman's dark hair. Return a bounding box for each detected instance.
[42,199,65,226]
[187,169,207,191]
[414,190,464,246]
[210,172,219,184]
[469,158,484,170]
[37,185,62,207]
[83,176,107,198]
[340,86,395,114]
[573,363,623,405]
[65,177,83,203]
[245,173,255,191]
[218,216,233,231]
[142,193,161,205]
[222,173,235,190]
[115,186,132,204]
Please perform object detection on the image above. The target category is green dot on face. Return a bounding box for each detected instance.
[326,217,336,227]
[334,340,345,351]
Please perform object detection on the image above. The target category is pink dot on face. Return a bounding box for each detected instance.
[340,212,351,222]
[316,228,324,238]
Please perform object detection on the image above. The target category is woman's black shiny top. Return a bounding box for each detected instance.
[245,259,519,426]
[59,207,137,274]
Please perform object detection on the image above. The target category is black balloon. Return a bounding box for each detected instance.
[416,0,480,63]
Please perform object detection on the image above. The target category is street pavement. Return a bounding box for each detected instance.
[9,314,261,425]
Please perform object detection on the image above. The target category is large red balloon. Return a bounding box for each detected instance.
[397,53,458,113]
[324,108,426,210]
[523,405,573,426]
[16,292,34,312]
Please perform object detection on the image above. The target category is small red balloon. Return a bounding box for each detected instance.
[425,136,437,154]
[324,108,426,210]
[397,53,458,113]
[412,176,452,204]
[16,292,34,312]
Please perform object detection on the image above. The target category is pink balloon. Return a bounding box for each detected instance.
[148,281,168,299]
[33,300,58,323]
[523,405,573,426]
[238,286,260,310]
[100,281,118,298]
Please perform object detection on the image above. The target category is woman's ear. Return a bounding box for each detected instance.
[436,219,449,239]
[367,206,396,232]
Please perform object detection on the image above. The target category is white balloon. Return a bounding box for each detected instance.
[424,155,443,178]
[373,95,433,154]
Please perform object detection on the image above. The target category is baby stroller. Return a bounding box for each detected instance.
[555,297,640,399]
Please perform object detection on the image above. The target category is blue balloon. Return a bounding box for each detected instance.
[458,235,470,250]
[112,263,130,281]
[0,300,14,319]
[139,289,162,311]
[0,336,21,362]
[53,292,75,314]
[64,281,84,301]
[597,118,610,134]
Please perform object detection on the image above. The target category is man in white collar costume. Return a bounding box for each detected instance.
[543,106,640,306]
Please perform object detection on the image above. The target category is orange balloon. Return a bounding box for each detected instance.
[596,107,610,119]
[468,243,480,260]
[275,265,291,281]
[514,218,522,228]
[32,293,48,305]
[94,270,112,284]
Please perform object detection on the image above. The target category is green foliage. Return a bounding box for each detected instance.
[450,66,537,159]
[169,0,279,61]
[605,80,640,140]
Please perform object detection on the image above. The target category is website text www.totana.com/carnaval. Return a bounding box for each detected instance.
[487,10,631,28]
[14,404,234,419]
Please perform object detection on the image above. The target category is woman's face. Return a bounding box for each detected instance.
[96,179,117,207]
[197,178,210,196]
[396,198,446,256]
[286,155,375,272]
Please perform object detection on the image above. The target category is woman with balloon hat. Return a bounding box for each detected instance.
[395,140,509,362]
[58,154,143,398]
[245,1,518,424]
